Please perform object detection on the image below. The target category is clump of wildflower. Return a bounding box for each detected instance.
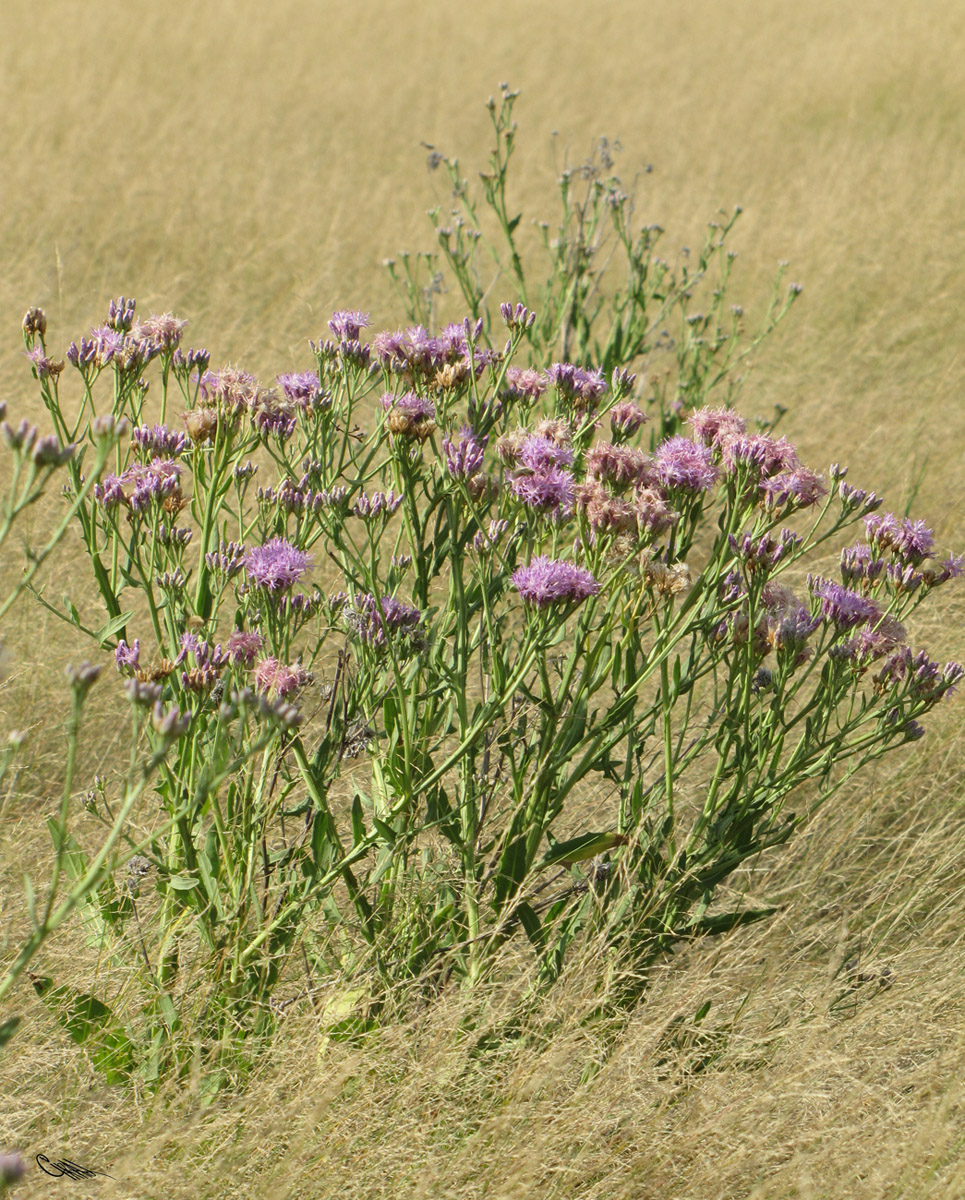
[689,406,747,450]
[511,556,600,607]
[115,639,141,673]
[499,366,547,405]
[352,490,403,520]
[254,656,312,699]
[508,464,575,514]
[93,459,184,514]
[132,312,187,352]
[243,537,312,592]
[277,371,325,410]
[808,576,882,630]
[586,443,653,489]
[206,539,246,578]
[197,364,259,412]
[761,466,827,510]
[24,346,64,381]
[546,362,608,412]
[576,480,638,536]
[252,392,297,441]
[655,436,718,493]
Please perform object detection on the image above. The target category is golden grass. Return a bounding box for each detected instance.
[2,0,965,1195]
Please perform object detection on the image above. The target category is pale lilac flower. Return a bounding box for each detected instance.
[24,346,63,380]
[277,371,323,409]
[115,639,141,672]
[655,436,718,492]
[443,427,488,478]
[381,391,435,421]
[348,594,422,647]
[518,434,574,472]
[243,537,312,592]
[840,543,885,587]
[353,490,403,519]
[689,406,747,450]
[635,487,679,535]
[132,423,189,457]
[226,629,265,666]
[547,362,608,410]
[511,556,600,607]
[500,366,547,403]
[864,512,935,564]
[252,395,297,441]
[329,310,370,341]
[586,443,653,488]
[197,365,259,411]
[808,576,881,630]
[206,539,246,578]
[132,312,187,350]
[761,467,827,509]
[508,465,575,513]
[254,656,312,699]
[723,434,799,477]
[576,480,638,534]
[609,401,648,439]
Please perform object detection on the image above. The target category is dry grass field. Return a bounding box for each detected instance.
[2,0,965,1196]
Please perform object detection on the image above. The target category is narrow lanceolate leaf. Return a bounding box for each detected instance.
[537,831,628,870]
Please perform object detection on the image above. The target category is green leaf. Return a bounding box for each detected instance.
[351,794,366,846]
[372,817,396,847]
[165,873,200,891]
[538,831,628,870]
[516,903,545,952]
[93,609,135,648]
[29,975,135,1084]
[684,906,779,938]
[0,1016,21,1051]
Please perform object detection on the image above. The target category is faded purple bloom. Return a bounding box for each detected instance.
[329,309,370,341]
[609,401,648,440]
[254,656,312,699]
[132,312,187,350]
[132,423,189,457]
[277,371,323,409]
[512,556,600,607]
[577,480,638,535]
[473,518,510,552]
[723,434,799,478]
[808,576,881,630]
[348,593,422,648]
[381,391,435,421]
[761,467,827,509]
[635,487,679,536]
[689,406,747,449]
[886,562,925,593]
[206,539,246,578]
[840,543,885,587]
[443,427,488,478]
[655,436,718,493]
[518,434,574,473]
[730,528,802,571]
[353,490,403,519]
[226,629,265,666]
[500,366,547,403]
[24,346,63,380]
[586,443,653,488]
[197,364,259,411]
[839,481,884,514]
[864,512,935,565]
[547,362,608,410]
[252,395,297,441]
[243,537,312,592]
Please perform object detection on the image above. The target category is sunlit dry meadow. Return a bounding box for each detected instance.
[2,0,965,1196]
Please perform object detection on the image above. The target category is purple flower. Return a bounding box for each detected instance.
[277,371,323,409]
[518,434,574,473]
[352,490,403,519]
[723,434,799,478]
[688,406,747,449]
[547,362,608,410]
[254,656,311,699]
[760,467,827,509]
[131,423,189,457]
[511,556,600,607]
[243,538,312,592]
[508,465,575,513]
[197,365,259,411]
[586,443,653,488]
[609,401,648,440]
[864,512,935,564]
[252,395,297,441]
[328,309,370,341]
[381,391,435,420]
[840,543,885,587]
[500,367,547,403]
[115,639,141,672]
[348,593,422,648]
[808,576,881,630]
[655,436,718,492]
[443,427,488,479]
[132,312,187,351]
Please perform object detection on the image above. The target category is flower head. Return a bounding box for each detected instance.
[511,556,600,607]
[243,538,312,592]
[655,436,718,493]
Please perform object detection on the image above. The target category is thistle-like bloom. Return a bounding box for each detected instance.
[24,346,64,380]
[197,364,259,412]
[689,406,747,450]
[329,309,370,341]
[760,467,826,509]
[115,639,141,672]
[500,366,547,403]
[508,465,575,513]
[723,433,799,478]
[840,543,886,587]
[576,479,638,535]
[226,628,265,666]
[518,434,574,473]
[381,390,436,438]
[864,512,935,565]
[443,427,488,478]
[546,362,608,410]
[655,436,718,492]
[254,656,312,699]
[348,593,422,648]
[277,371,324,409]
[586,443,653,488]
[132,312,187,351]
[243,537,312,592]
[252,393,297,441]
[609,401,648,440]
[511,556,600,607]
[808,576,881,630]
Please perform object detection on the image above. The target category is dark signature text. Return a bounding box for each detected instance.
[36,1154,114,1181]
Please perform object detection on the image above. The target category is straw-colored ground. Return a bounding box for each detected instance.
[2,1,965,1195]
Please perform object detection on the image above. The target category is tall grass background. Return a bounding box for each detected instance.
[1,0,964,1195]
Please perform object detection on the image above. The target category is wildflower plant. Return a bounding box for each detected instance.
[388,84,803,440]
[4,274,959,1091]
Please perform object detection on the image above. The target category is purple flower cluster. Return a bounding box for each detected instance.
[499,366,547,404]
[609,401,648,441]
[205,539,246,578]
[329,310,370,341]
[875,648,964,702]
[373,321,493,385]
[353,490,403,519]
[243,538,312,592]
[226,628,265,666]
[443,427,488,479]
[252,395,297,442]
[347,593,422,648]
[586,443,653,489]
[511,556,600,607]
[381,390,437,438]
[93,459,183,513]
[131,312,188,352]
[196,365,259,412]
[864,512,935,565]
[254,656,312,699]
[276,371,327,411]
[808,576,882,630]
[655,436,718,493]
[131,423,189,458]
[546,362,608,412]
